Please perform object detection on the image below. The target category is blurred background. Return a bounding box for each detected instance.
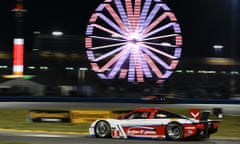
[0,0,239,100]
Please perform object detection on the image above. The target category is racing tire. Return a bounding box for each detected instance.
[94,120,111,138]
[165,122,184,141]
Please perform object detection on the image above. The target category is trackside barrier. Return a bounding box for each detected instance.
[28,110,71,122]
[27,109,131,123]
[70,110,131,123]
[1,96,240,104]
[70,110,114,123]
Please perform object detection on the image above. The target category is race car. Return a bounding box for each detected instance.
[141,95,174,104]
[89,108,219,141]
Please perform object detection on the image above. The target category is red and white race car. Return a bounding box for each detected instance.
[89,108,219,141]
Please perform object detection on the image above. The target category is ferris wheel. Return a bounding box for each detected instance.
[85,0,182,83]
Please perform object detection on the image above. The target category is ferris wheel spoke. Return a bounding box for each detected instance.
[125,0,134,32]
[127,47,145,82]
[142,12,176,36]
[143,54,163,79]
[143,34,179,41]
[88,42,126,50]
[107,48,131,79]
[93,45,125,62]
[140,3,171,32]
[92,24,127,40]
[142,22,175,39]
[143,42,178,47]
[133,47,144,82]
[143,27,176,41]
[104,4,129,33]
[141,46,172,70]
[138,50,153,78]
[98,13,126,35]
[114,0,131,31]
[138,0,152,32]
[132,0,142,32]
[89,36,126,42]
[128,48,137,82]
[95,46,130,72]
[140,43,178,59]
[140,3,161,32]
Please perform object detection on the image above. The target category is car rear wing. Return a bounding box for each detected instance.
[199,111,221,138]
[200,111,210,122]
[190,108,223,121]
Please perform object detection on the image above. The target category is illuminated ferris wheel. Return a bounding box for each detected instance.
[85,0,182,83]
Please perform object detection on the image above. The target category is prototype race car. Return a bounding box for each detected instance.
[141,95,174,104]
[89,108,219,141]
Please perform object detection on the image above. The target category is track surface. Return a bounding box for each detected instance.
[0,131,239,144]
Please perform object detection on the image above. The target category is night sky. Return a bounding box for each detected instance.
[0,0,239,58]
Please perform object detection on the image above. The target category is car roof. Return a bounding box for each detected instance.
[134,107,163,112]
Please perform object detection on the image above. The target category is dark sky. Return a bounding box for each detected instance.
[0,0,239,58]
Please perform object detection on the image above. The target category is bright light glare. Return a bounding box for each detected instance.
[160,42,172,46]
[213,45,224,49]
[52,31,64,36]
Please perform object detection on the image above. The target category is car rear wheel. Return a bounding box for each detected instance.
[166,123,183,140]
[94,120,111,138]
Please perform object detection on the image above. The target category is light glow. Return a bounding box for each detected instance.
[52,31,63,36]
[213,45,224,49]
[13,38,24,75]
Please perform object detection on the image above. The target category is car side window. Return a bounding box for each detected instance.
[127,112,149,119]
[155,112,168,118]
[154,111,181,119]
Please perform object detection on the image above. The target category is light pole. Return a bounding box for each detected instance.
[213,44,224,57]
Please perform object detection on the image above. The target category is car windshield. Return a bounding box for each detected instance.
[154,110,183,119]
[124,111,150,119]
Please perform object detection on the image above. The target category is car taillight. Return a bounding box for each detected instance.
[196,123,205,129]
[213,122,219,128]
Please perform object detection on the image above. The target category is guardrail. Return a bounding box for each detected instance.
[27,109,130,123]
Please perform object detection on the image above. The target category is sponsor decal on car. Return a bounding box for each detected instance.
[127,126,157,137]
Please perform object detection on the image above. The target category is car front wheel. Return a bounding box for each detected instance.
[94,120,111,138]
